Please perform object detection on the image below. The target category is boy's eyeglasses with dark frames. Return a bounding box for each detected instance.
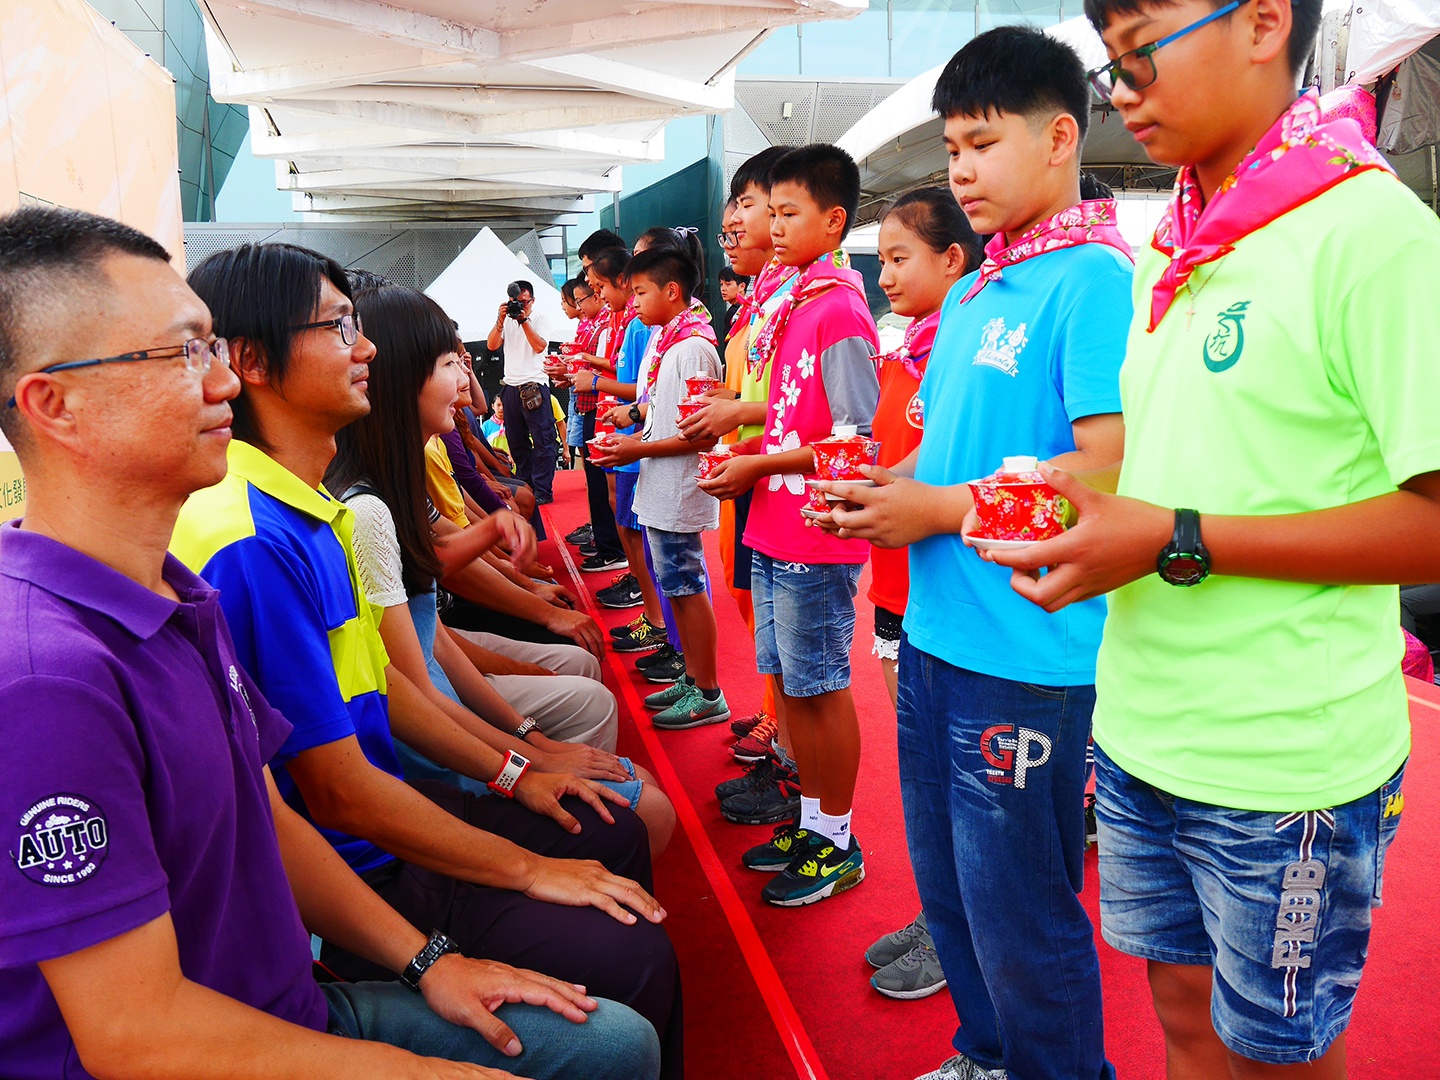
[294,312,362,346]
[717,230,740,248]
[6,338,229,408]
[1086,0,1245,101]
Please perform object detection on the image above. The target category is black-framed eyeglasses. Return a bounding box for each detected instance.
[717,230,739,248]
[5,338,229,408]
[294,312,362,346]
[1086,0,1244,101]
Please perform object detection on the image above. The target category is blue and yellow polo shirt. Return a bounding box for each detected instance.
[171,440,398,874]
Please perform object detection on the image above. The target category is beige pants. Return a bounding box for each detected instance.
[453,631,620,753]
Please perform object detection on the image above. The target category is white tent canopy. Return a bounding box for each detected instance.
[425,227,573,344]
[201,0,866,222]
[1346,0,1440,83]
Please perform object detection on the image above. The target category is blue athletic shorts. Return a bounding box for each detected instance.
[614,470,641,531]
[1094,743,1405,1065]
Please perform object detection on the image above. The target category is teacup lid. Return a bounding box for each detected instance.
[1001,455,1039,473]
[832,423,859,438]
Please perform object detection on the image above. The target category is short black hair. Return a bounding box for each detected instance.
[767,144,862,241]
[578,229,626,261]
[560,276,587,301]
[882,187,985,274]
[1084,0,1321,75]
[625,246,702,302]
[718,266,749,287]
[188,243,351,449]
[346,267,394,293]
[0,207,171,448]
[510,279,535,297]
[931,26,1091,143]
[1079,172,1114,200]
[588,246,632,284]
[729,145,796,200]
[633,226,706,285]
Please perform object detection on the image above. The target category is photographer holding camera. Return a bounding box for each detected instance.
[488,278,558,504]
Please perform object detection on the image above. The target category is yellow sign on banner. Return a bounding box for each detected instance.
[0,433,25,523]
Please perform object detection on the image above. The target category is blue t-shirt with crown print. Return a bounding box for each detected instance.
[903,241,1133,685]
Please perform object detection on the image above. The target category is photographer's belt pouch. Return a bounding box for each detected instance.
[519,381,545,412]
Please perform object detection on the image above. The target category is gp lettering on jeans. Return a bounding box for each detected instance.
[12,793,109,887]
[979,725,1052,789]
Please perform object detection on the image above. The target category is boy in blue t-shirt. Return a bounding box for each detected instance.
[821,27,1130,1080]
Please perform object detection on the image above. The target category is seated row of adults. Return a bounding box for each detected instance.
[0,207,680,1080]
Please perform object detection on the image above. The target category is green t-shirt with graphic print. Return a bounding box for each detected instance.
[1094,169,1440,812]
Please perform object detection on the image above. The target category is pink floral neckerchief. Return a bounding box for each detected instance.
[604,295,639,359]
[875,309,941,381]
[1148,89,1391,332]
[573,314,602,354]
[749,250,857,381]
[645,300,716,398]
[961,199,1132,305]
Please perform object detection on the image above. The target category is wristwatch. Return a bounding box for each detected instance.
[400,930,459,991]
[1157,508,1211,587]
[513,716,539,740]
[628,403,643,424]
[487,749,531,797]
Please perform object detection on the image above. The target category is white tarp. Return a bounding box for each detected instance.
[1348,0,1440,84]
[424,227,573,345]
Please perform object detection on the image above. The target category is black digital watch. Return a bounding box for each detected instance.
[1157,508,1211,587]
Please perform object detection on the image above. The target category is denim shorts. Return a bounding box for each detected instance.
[614,470,641,531]
[646,527,708,598]
[1094,743,1406,1065]
[751,551,862,697]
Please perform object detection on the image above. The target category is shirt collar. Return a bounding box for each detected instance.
[226,439,344,525]
[0,519,216,640]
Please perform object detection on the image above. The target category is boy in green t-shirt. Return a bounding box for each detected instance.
[985,0,1440,1074]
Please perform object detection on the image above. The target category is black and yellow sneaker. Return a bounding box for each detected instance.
[613,615,667,653]
[762,834,865,907]
[741,820,813,872]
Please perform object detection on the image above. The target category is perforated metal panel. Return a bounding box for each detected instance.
[729,78,903,152]
[813,83,901,143]
[505,230,551,279]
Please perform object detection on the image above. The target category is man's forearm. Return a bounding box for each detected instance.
[385,665,508,783]
[443,557,557,626]
[642,433,718,458]
[522,322,546,353]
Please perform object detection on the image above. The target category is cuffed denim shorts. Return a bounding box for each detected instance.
[751,551,862,697]
[1094,743,1406,1065]
[646,527,708,598]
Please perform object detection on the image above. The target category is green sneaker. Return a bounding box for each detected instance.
[651,684,731,730]
[643,679,691,711]
[762,834,865,907]
[741,821,814,871]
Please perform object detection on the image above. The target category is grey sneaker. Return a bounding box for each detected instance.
[865,910,931,968]
[871,938,947,1000]
[652,685,731,729]
[913,1054,1007,1080]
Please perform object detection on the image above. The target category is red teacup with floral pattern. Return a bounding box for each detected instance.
[811,431,881,481]
[676,399,708,424]
[684,375,720,399]
[966,456,1069,542]
[696,449,732,481]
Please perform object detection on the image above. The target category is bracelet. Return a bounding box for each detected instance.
[400,930,459,991]
[487,749,530,797]
[514,716,539,740]
[592,374,600,391]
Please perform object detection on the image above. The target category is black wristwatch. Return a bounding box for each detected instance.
[1157,508,1211,587]
[628,403,643,424]
[400,930,459,990]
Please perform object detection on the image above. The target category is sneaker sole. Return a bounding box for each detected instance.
[766,863,865,907]
[652,707,732,731]
[722,800,800,826]
[613,637,666,653]
[742,852,800,872]
[597,594,645,610]
[581,560,629,573]
[731,745,769,764]
[870,975,948,1000]
[642,668,686,684]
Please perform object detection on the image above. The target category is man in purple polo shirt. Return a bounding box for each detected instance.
[0,207,660,1080]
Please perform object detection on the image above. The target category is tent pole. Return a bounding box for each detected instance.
[1431,144,1438,214]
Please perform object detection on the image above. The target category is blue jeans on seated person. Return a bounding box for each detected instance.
[896,634,1114,1080]
[322,981,660,1080]
[750,551,861,697]
[1094,743,1405,1065]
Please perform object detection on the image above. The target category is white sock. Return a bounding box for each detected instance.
[816,809,853,847]
[799,796,821,832]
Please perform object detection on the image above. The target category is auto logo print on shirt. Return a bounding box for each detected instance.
[1203,301,1250,373]
[979,725,1053,789]
[12,793,109,887]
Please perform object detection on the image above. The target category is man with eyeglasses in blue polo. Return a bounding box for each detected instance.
[0,206,663,1080]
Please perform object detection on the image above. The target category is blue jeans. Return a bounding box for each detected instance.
[750,552,862,697]
[896,634,1114,1080]
[322,981,660,1080]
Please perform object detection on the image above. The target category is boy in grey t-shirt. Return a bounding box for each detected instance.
[592,245,729,731]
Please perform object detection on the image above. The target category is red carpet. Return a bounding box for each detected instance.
[535,469,1438,1080]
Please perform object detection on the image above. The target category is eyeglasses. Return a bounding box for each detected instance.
[1086,0,1245,101]
[294,312,362,346]
[717,230,739,248]
[6,338,229,408]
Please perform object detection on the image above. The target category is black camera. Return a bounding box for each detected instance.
[505,282,526,320]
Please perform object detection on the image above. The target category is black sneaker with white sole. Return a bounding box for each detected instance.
[580,553,628,573]
[613,617,667,653]
[741,821,813,872]
[635,643,675,669]
[762,833,865,907]
[720,762,801,825]
[596,572,643,609]
[640,649,686,684]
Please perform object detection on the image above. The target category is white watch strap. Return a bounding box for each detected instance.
[489,750,530,796]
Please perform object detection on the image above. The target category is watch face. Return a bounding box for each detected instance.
[1163,555,1207,586]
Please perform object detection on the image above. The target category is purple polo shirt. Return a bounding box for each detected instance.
[0,521,327,1078]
